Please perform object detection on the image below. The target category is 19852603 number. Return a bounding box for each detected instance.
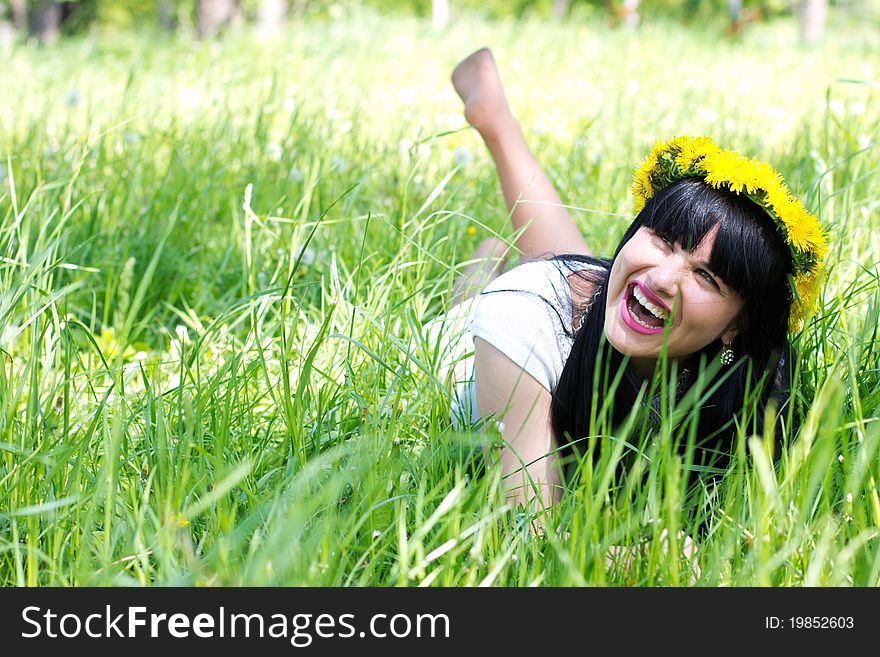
[789,617,854,629]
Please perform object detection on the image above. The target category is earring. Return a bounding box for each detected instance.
[720,342,734,365]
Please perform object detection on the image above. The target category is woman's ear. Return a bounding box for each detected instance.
[722,309,748,344]
[721,327,739,345]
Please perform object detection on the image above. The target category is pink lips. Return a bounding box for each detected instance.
[634,281,671,314]
[620,281,668,336]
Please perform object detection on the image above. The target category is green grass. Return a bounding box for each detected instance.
[1,8,879,586]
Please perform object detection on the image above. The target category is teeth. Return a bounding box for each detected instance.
[632,286,668,320]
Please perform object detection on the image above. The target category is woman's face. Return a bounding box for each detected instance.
[603,224,744,379]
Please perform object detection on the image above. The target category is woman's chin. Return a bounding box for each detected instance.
[605,320,646,354]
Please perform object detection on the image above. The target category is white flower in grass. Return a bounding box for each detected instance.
[851,102,866,116]
[174,325,190,345]
[698,108,718,123]
[857,135,871,150]
[828,99,844,117]
[396,87,416,105]
[766,106,786,122]
[838,454,844,464]
[282,97,296,113]
[294,245,315,266]
[178,87,201,108]
[329,155,348,172]
[453,147,472,166]
[266,141,283,162]
[63,89,82,108]
[0,323,19,349]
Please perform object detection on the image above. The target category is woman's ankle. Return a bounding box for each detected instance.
[476,112,522,149]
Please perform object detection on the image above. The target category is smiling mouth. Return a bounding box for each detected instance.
[624,283,671,332]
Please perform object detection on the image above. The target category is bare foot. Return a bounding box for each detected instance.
[451,48,516,141]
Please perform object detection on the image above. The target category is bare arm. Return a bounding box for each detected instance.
[473,336,563,511]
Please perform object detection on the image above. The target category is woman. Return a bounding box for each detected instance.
[440,48,827,513]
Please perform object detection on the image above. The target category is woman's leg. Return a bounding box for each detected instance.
[452,48,592,260]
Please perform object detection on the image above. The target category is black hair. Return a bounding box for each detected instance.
[549,177,797,483]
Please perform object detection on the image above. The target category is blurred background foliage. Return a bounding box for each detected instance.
[0,1,877,42]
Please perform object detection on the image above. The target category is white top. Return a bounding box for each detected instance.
[438,259,607,429]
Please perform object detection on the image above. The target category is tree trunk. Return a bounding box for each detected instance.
[11,0,28,31]
[257,0,287,38]
[552,0,570,19]
[157,0,176,31]
[197,0,237,39]
[432,0,450,31]
[796,0,828,46]
[622,0,640,29]
[32,0,60,44]
[0,4,14,45]
[292,0,308,18]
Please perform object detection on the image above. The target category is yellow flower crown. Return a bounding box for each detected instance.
[632,136,828,333]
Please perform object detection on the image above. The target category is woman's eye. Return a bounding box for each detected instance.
[698,269,717,286]
[655,233,673,248]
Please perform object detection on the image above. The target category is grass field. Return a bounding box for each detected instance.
[1,8,879,586]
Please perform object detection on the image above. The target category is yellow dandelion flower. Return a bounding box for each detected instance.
[752,161,783,193]
[632,151,659,212]
[675,136,717,171]
[706,151,740,189]
[466,226,477,236]
[784,215,815,252]
[799,216,828,254]
[766,191,802,232]
[171,513,190,529]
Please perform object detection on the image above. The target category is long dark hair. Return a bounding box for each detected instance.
[549,178,796,477]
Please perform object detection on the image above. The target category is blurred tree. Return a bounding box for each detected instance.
[10,0,27,30]
[257,0,286,36]
[432,0,449,29]
[158,0,177,30]
[621,0,640,27]
[198,0,239,38]
[32,0,61,42]
[552,0,569,19]
[795,0,828,44]
[0,4,14,43]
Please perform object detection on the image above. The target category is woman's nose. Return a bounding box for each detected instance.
[647,261,683,302]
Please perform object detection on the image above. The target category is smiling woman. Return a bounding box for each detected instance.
[442,49,828,518]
